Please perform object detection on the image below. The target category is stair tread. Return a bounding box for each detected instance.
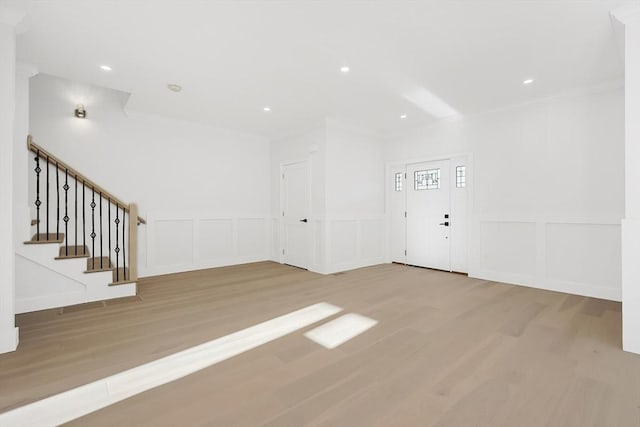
[55,254,91,260]
[110,267,134,285]
[86,257,114,273]
[85,267,115,274]
[109,279,137,286]
[55,245,90,260]
[24,233,65,244]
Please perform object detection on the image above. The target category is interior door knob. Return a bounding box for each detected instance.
[439,221,449,226]
[300,218,308,223]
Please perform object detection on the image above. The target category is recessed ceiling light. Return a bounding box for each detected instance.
[263,106,271,112]
[167,83,182,92]
[340,66,350,73]
[100,65,112,71]
[523,79,534,85]
[400,114,407,119]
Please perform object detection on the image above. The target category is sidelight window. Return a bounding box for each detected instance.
[456,166,466,188]
[394,173,403,191]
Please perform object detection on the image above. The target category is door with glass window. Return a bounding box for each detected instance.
[406,160,451,271]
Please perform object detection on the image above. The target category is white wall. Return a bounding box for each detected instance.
[324,119,386,273]
[270,126,326,270]
[270,119,386,274]
[385,83,625,301]
[28,74,271,277]
[13,65,35,247]
[0,7,22,354]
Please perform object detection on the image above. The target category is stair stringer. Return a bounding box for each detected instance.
[15,243,135,314]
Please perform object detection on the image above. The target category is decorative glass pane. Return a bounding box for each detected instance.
[394,172,403,191]
[415,169,440,190]
[456,166,466,188]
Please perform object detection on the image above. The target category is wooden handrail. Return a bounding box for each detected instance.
[27,135,146,225]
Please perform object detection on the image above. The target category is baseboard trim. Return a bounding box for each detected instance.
[0,327,19,354]
[470,269,621,301]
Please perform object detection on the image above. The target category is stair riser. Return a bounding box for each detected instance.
[15,252,135,314]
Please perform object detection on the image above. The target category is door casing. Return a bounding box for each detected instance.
[280,160,312,270]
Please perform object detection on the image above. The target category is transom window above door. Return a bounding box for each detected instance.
[415,169,440,190]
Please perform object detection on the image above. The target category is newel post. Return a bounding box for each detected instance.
[128,203,138,281]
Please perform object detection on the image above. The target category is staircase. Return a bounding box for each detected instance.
[15,136,144,313]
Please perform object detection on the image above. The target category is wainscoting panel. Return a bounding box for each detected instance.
[272,215,386,275]
[314,219,325,270]
[271,218,279,261]
[546,223,621,291]
[480,221,537,277]
[329,220,358,267]
[325,216,386,274]
[237,218,268,260]
[360,219,385,261]
[153,219,194,268]
[199,219,234,261]
[472,216,622,301]
[143,213,270,277]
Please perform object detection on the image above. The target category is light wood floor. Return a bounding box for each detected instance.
[1,262,639,426]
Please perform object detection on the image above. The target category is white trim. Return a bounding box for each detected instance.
[15,62,38,78]
[0,327,18,354]
[279,159,312,270]
[473,269,621,302]
[611,4,640,25]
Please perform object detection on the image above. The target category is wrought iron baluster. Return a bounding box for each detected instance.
[123,206,126,280]
[108,200,111,269]
[56,166,60,239]
[34,151,41,240]
[91,187,96,269]
[46,156,49,237]
[63,169,69,256]
[74,175,78,254]
[99,193,103,268]
[115,206,120,281]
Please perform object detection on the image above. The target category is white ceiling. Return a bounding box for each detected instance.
[2,0,635,138]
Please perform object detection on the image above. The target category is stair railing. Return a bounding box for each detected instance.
[27,135,145,283]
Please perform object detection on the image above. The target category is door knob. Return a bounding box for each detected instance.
[439,221,449,226]
[300,218,308,223]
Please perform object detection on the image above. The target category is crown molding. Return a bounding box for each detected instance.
[611,4,640,25]
[0,7,25,27]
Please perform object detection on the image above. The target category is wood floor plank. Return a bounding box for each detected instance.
[0,261,639,426]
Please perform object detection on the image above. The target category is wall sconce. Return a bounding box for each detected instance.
[74,104,86,119]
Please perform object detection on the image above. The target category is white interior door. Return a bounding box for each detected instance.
[282,161,311,269]
[406,159,451,271]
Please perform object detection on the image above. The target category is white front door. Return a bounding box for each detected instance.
[406,159,451,271]
[282,161,311,269]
